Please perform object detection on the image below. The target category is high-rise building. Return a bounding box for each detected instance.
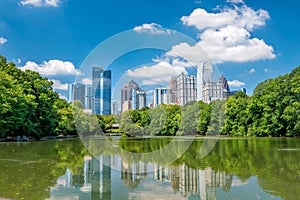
[68,82,86,106]
[112,100,119,115]
[169,77,178,104]
[102,70,112,115]
[197,61,213,101]
[177,73,197,106]
[92,67,103,114]
[92,66,111,115]
[202,75,230,103]
[135,90,147,110]
[153,88,175,107]
[85,85,93,109]
[121,80,139,112]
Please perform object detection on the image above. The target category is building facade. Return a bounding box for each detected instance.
[68,82,86,106]
[153,88,175,107]
[121,80,140,112]
[102,70,112,115]
[92,66,111,115]
[177,73,197,106]
[202,75,230,103]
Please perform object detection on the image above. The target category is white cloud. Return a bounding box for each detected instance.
[197,26,275,63]
[127,61,187,85]
[0,37,7,44]
[20,0,61,7]
[19,59,81,76]
[133,23,172,35]
[249,68,255,73]
[166,42,210,66]
[181,8,237,31]
[178,3,275,63]
[226,0,244,4]
[181,5,269,31]
[228,80,245,87]
[81,78,92,85]
[51,79,68,90]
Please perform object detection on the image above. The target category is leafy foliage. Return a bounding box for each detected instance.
[0,55,76,139]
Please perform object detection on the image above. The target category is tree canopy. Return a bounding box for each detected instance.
[0,55,76,139]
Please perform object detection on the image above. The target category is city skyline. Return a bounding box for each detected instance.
[1,0,299,101]
[68,65,242,114]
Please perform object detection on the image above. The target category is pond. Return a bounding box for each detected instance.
[0,137,299,200]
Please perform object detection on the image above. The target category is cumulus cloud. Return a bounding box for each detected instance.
[249,68,255,73]
[19,59,81,76]
[181,5,269,31]
[166,42,211,66]
[0,37,7,44]
[226,0,244,4]
[51,79,68,90]
[133,23,172,35]
[20,0,61,7]
[127,61,187,85]
[178,2,275,63]
[228,80,245,87]
[197,26,275,63]
[81,78,92,85]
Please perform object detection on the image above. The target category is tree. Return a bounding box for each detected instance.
[223,92,249,136]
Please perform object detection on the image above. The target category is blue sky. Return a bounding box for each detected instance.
[0,0,299,100]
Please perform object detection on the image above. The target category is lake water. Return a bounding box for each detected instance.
[0,137,299,200]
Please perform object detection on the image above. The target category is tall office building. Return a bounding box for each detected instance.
[102,70,112,115]
[68,82,86,106]
[92,67,103,114]
[85,85,93,109]
[153,88,175,107]
[202,75,230,103]
[135,89,147,110]
[197,61,213,101]
[112,100,119,115]
[121,80,140,112]
[92,66,112,115]
[177,73,197,106]
[169,77,178,104]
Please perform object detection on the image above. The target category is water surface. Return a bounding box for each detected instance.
[0,137,299,200]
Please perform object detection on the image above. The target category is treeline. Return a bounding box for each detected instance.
[1,54,299,137]
[120,66,300,137]
[119,100,225,136]
[0,55,77,139]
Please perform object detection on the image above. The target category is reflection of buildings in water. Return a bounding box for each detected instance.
[152,163,233,200]
[48,154,233,200]
[117,158,233,200]
[121,159,149,189]
[48,155,112,200]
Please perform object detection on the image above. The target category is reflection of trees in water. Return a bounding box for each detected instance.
[1,138,298,200]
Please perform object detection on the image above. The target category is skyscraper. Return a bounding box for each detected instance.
[92,66,103,114]
[135,90,147,110]
[197,61,213,101]
[177,73,197,106]
[92,66,111,115]
[111,100,119,115]
[121,80,139,112]
[153,88,175,107]
[102,70,112,115]
[202,75,230,103]
[85,85,93,110]
[68,82,86,106]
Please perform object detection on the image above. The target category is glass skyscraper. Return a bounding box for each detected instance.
[102,70,112,115]
[92,66,111,115]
